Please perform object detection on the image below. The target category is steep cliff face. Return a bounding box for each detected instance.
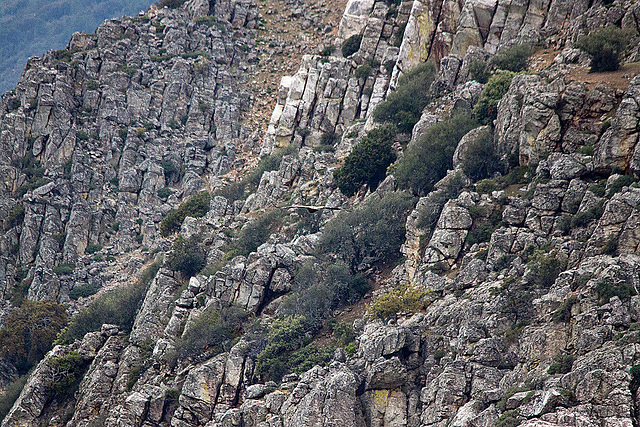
[3,0,640,426]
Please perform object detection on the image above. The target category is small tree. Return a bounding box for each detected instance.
[576,26,630,72]
[334,125,396,197]
[394,115,478,195]
[473,71,515,125]
[166,235,206,277]
[491,43,534,72]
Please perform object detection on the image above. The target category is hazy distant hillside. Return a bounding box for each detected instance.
[0,0,151,94]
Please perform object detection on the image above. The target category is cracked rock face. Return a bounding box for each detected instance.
[4,0,640,426]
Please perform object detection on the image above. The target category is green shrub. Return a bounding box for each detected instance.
[468,60,488,83]
[117,65,138,77]
[373,62,436,133]
[255,315,309,381]
[491,43,534,72]
[577,145,594,156]
[86,243,102,254]
[571,201,604,228]
[157,187,173,199]
[341,34,362,57]
[0,374,28,419]
[595,279,635,304]
[320,131,339,147]
[47,351,85,396]
[602,234,618,255]
[280,261,370,327]
[393,115,478,195]
[69,283,100,300]
[631,365,640,390]
[319,192,413,271]
[159,191,211,236]
[528,250,567,288]
[368,284,428,320]
[393,23,406,47]
[166,235,206,278]
[496,410,519,427]
[5,203,25,230]
[175,306,247,358]
[161,159,181,183]
[608,174,636,196]
[193,15,218,26]
[290,344,335,374]
[53,263,75,275]
[551,295,577,322]
[547,352,575,374]
[58,258,161,343]
[333,125,396,197]
[0,301,67,374]
[13,151,48,197]
[576,26,630,72]
[226,210,281,258]
[473,71,515,125]
[460,128,501,181]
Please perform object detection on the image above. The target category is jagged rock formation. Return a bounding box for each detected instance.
[3,0,640,426]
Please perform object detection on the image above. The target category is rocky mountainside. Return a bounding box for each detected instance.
[2,0,640,426]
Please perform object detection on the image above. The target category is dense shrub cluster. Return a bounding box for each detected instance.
[393,115,478,195]
[0,374,28,419]
[341,34,362,57]
[547,352,575,374]
[47,351,86,396]
[160,191,211,236]
[13,151,50,196]
[373,62,436,133]
[473,71,515,125]
[595,279,635,304]
[491,43,534,72]
[279,261,370,328]
[255,315,308,381]
[0,301,67,374]
[166,235,206,278]
[59,258,162,343]
[319,192,414,271]
[225,210,282,258]
[459,128,502,181]
[174,306,248,359]
[333,125,396,197]
[368,284,428,319]
[576,26,630,72]
[527,249,567,288]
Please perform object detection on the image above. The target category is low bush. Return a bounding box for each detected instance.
[319,192,413,271]
[86,243,102,254]
[58,258,161,343]
[157,187,173,199]
[159,191,211,236]
[0,374,28,419]
[225,210,281,258]
[595,279,635,304]
[473,71,515,125]
[279,261,370,328]
[320,45,335,56]
[491,43,534,72]
[631,364,640,390]
[608,174,636,196]
[333,125,396,197]
[69,283,100,300]
[341,34,362,57]
[527,249,567,288]
[53,263,75,275]
[571,201,604,228]
[368,284,428,319]
[5,203,25,230]
[460,128,502,181]
[0,301,67,374]
[174,305,248,359]
[166,235,206,278]
[255,315,309,381]
[394,115,478,195]
[468,60,489,83]
[547,352,575,374]
[373,62,436,133]
[496,410,520,427]
[576,26,630,72]
[47,351,85,396]
[551,295,577,322]
[290,345,335,374]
